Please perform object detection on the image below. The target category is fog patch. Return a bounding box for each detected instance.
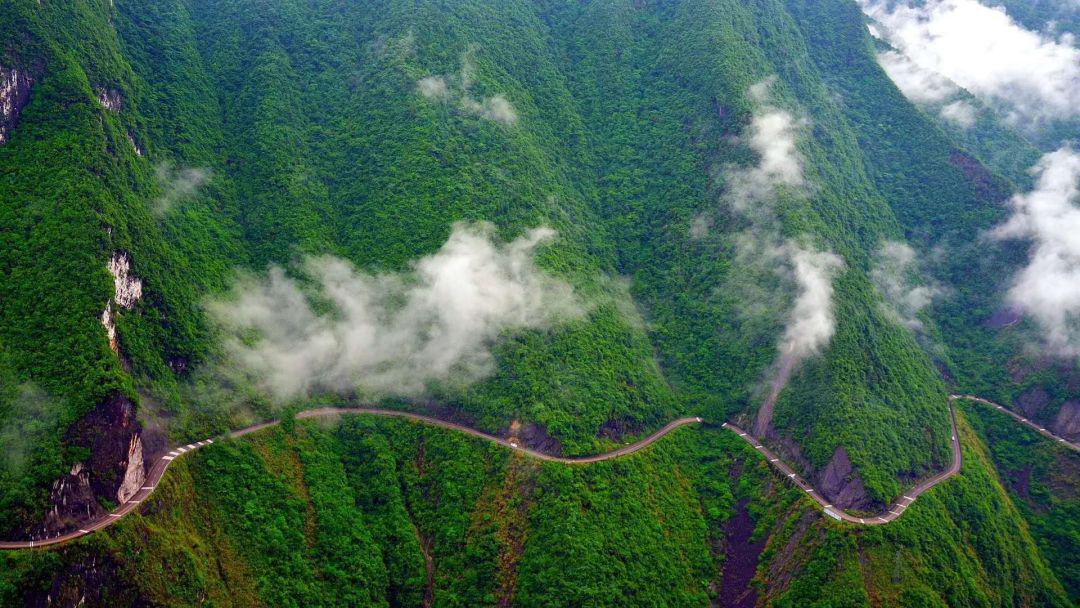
[153,162,210,216]
[992,147,1080,355]
[0,385,63,476]
[872,241,942,332]
[708,80,844,435]
[861,0,1080,129]
[878,49,958,104]
[939,100,976,128]
[417,56,518,126]
[207,222,581,402]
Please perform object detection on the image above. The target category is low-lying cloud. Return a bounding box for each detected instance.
[711,80,844,435]
[861,0,1080,128]
[417,57,518,126]
[208,223,580,401]
[992,147,1080,354]
[724,80,807,213]
[153,162,210,216]
[783,245,845,360]
[871,241,941,332]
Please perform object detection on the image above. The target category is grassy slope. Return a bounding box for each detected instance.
[962,399,1080,602]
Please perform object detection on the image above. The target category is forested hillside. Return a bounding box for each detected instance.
[0,0,1077,605]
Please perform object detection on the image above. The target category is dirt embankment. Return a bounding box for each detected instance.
[715,499,767,608]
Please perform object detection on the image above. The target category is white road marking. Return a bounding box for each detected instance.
[163,456,174,461]
[877,517,887,523]
[903,495,914,501]
[142,486,154,491]
[108,514,120,518]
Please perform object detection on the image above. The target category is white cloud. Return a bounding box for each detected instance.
[153,162,210,216]
[417,75,450,100]
[939,100,977,128]
[872,241,941,331]
[417,57,518,126]
[861,0,1080,127]
[877,49,958,104]
[208,223,581,401]
[992,147,1080,354]
[724,85,806,213]
[782,244,845,360]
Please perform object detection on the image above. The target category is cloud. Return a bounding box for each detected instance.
[0,384,62,475]
[723,85,806,213]
[992,147,1080,354]
[782,244,845,360]
[417,57,518,126]
[939,100,976,128]
[207,223,581,401]
[871,241,941,331]
[153,162,210,216]
[861,0,1080,127]
[709,80,844,434]
[417,75,450,100]
[877,49,958,104]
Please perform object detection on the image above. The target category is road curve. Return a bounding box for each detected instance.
[0,410,703,550]
[723,400,962,525]
[3,394,1076,549]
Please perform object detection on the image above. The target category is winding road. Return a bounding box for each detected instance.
[0,396,1075,549]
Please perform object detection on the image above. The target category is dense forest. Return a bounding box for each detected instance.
[0,0,1077,605]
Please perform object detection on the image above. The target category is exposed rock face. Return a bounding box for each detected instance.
[96,88,122,111]
[101,302,119,353]
[107,251,142,308]
[116,434,145,504]
[101,252,142,354]
[127,132,143,156]
[1053,400,1080,442]
[0,66,31,144]
[1016,387,1050,418]
[23,551,139,608]
[35,394,147,538]
[816,446,870,510]
[69,394,144,503]
[35,463,104,538]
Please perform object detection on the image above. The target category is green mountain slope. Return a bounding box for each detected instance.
[0,0,1075,604]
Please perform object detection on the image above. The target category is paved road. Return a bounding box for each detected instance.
[724,400,962,524]
[951,395,1079,453]
[3,394,1076,549]
[0,410,702,550]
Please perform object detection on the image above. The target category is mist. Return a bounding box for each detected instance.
[861,0,1080,129]
[992,147,1080,355]
[153,162,210,216]
[713,80,845,435]
[871,241,941,332]
[417,57,518,126]
[752,243,844,435]
[207,222,581,402]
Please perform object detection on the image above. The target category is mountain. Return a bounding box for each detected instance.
[0,0,1077,606]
